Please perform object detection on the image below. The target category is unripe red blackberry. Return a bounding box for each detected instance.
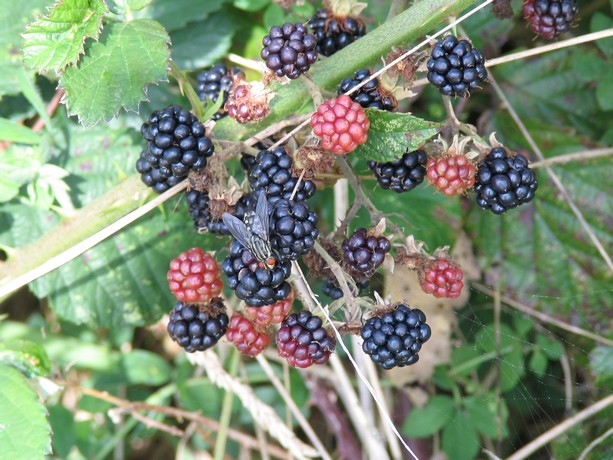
[308,8,366,57]
[523,0,578,39]
[361,303,431,369]
[136,105,214,193]
[474,148,538,214]
[426,154,477,195]
[426,35,487,97]
[226,312,272,356]
[342,228,391,278]
[276,310,336,368]
[167,298,229,352]
[246,291,293,327]
[167,247,223,303]
[261,23,318,79]
[420,258,464,298]
[369,149,427,193]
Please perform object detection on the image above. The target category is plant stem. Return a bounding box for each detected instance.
[214,350,240,460]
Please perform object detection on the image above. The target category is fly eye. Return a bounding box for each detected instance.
[266,257,276,267]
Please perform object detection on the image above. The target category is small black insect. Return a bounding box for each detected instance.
[222,192,277,269]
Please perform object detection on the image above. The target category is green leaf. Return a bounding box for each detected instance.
[596,77,613,111]
[591,13,613,58]
[0,0,51,51]
[169,11,238,70]
[529,350,548,377]
[60,19,170,126]
[48,405,76,459]
[476,324,525,392]
[464,395,508,439]
[0,365,52,459]
[0,340,50,377]
[450,345,482,377]
[234,0,269,11]
[0,118,41,144]
[536,335,564,360]
[442,410,480,460]
[22,0,106,72]
[403,395,456,437]
[148,0,225,31]
[590,346,613,385]
[0,145,41,203]
[121,349,171,385]
[352,109,440,162]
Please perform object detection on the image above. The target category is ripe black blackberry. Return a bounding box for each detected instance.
[136,105,214,193]
[222,240,292,307]
[196,64,244,120]
[337,69,397,111]
[361,303,431,369]
[167,298,229,353]
[342,228,391,278]
[308,8,366,57]
[248,147,316,203]
[322,278,369,300]
[426,35,487,97]
[261,23,318,79]
[474,148,538,215]
[269,199,319,262]
[276,310,336,368]
[523,0,578,39]
[368,149,427,193]
[186,189,249,235]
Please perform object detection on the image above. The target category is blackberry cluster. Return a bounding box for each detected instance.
[342,228,391,278]
[426,35,487,97]
[269,199,319,262]
[361,303,431,369]
[523,0,578,39]
[474,148,538,214]
[368,149,427,193]
[136,105,214,193]
[186,189,249,235]
[261,23,318,79]
[222,240,291,307]
[338,69,396,111]
[196,64,244,120]
[308,8,366,57]
[248,148,316,203]
[276,310,336,368]
[322,278,369,300]
[167,298,229,353]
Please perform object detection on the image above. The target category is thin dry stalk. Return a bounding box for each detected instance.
[506,394,613,460]
[530,148,613,168]
[577,427,613,460]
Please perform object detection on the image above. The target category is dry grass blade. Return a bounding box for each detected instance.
[188,351,320,460]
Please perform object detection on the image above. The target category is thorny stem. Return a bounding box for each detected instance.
[310,243,356,316]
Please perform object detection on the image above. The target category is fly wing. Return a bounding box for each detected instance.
[251,192,271,241]
[222,213,252,248]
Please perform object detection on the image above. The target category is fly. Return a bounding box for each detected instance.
[222,192,277,269]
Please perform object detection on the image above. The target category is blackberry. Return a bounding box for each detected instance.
[426,35,487,97]
[308,8,366,57]
[222,240,292,308]
[474,147,538,215]
[269,199,319,262]
[261,23,318,79]
[338,69,397,111]
[196,64,244,120]
[523,0,578,39]
[248,147,316,203]
[186,189,249,235]
[226,312,272,357]
[368,149,427,193]
[342,228,391,278]
[136,105,214,193]
[361,303,431,369]
[322,278,369,300]
[276,310,336,368]
[167,298,229,353]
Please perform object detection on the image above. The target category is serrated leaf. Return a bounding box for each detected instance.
[442,410,480,460]
[0,118,41,144]
[536,334,564,360]
[0,340,50,377]
[147,0,225,31]
[590,346,613,385]
[464,395,508,439]
[476,324,525,392]
[22,0,106,72]
[60,19,170,126]
[121,349,171,385]
[529,350,548,377]
[353,109,440,162]
[169,11,238,70]
[0,365,52,459]
[403,395,455,437]
[0,0,51,51]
